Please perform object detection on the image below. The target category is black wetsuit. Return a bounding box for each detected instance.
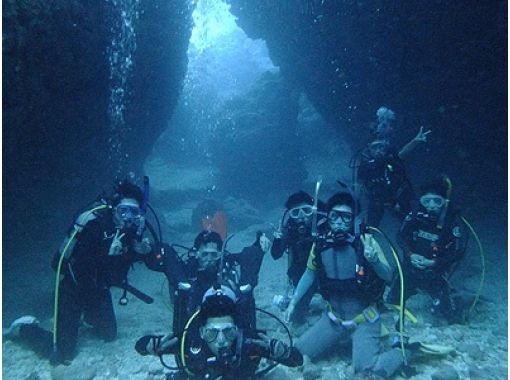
[271,225,314,286]
[135,330,302,380]
[18,211,154,364]
[271,223,317,320]
[357,149,414,226]
[164,240,266,334]
[386,208,468,323]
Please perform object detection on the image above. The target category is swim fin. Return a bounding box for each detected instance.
[416,342,455,356]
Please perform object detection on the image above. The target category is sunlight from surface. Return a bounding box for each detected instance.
[189,0,238,52]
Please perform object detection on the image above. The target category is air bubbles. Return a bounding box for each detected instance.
[106,0,141,176]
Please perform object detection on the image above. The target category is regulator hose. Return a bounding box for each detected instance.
[367,226,407,364]
[459,216,485,317]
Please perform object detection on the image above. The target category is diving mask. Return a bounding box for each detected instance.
[328,205,354,234]
[328,210,354,224]
[288,205,314,219]
[369,140,389,158]
[197,249,221,261]
[419,194,445,212]
[201,323,238,343]
[114,202,142,226]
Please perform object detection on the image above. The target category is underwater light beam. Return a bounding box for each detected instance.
[189,0,238,52]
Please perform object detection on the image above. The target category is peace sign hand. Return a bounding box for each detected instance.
[414,126,432,143]
[108,229,126,256]
[360,234,379,263]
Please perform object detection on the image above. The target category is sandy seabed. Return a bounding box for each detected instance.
[3,217,508,380]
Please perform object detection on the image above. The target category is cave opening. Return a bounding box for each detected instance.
[144,0,278,194]
[144,0,350,210]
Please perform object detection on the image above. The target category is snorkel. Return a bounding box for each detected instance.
[311,179,322,239]
[136,176,150,239]
[216,233,235,286]
[142,176,149,213]
[436,175,452,230]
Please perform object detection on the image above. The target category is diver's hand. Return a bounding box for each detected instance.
[269,338,289,360]
[273,229,283,239]
[108,230,125,256]
[240,284,252,293]
[410,254,435,269]
[253,334,289,359]
[421,257,435,267]
[410,254,425,269]
[256,332,271,348]
[361,234,379,263]
[178,281,192,291]
[284,301,296,323]
[133,237,152,255]
[139,333,178,355]
[259,233,271,253]
[413,126,432,143]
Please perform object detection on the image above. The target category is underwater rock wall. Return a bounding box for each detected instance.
[3,0,193,258]
[227,0,507,204]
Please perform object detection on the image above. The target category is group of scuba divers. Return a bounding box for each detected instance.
[4,107,485,380]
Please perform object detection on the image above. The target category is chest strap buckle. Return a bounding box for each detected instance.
[362,306,380,323]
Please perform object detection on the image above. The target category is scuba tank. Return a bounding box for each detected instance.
[51,197,110,271]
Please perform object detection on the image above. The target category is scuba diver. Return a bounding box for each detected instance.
[386,176,468,324]
[271,191,326,322]
[3,179,161,365]
[162,230,270,336]
[136,285,303,379]
[356,106,431,227]
[285,192,405,379]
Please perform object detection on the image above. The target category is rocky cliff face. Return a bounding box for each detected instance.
[227,0,507,203]
[3,0,193,258]
[3,0,506,270]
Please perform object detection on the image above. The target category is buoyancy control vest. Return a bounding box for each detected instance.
[403,209,466,272]
[358,151,410,201]
[313,233,385,303]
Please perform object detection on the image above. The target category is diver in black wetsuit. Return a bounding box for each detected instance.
[357,122,431,227]
[271,191,326,322]
[136,285,303,380]
[4,180,159,365]
[386,177,468,324]
[163,230,270,335]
